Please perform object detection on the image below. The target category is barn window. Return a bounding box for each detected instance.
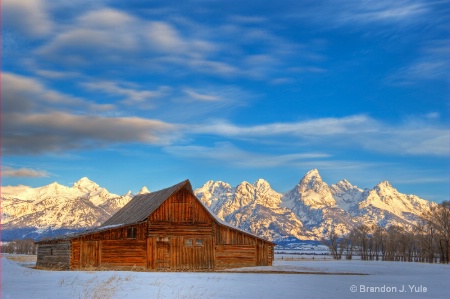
[185,239,193,246]
[127,227,137,239]
[195,239,203,246]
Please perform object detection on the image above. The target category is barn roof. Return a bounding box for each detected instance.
[101,179,273,243]
[101,180,192,227]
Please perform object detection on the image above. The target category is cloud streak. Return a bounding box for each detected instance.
[2,73,114,114]
[2,72,178,155]
[337,0,429,24]
[386,40,450,85]
[28,5,319,81]
[183,88,221,102]
[188,115,449,157]
[3,112,176,155]
[81,80,170,108]
[289,0,434,28]
[164,142,331,168]
[2,167,49,178]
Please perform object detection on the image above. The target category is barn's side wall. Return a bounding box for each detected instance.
[71,222,147,270]
[36,240,71,270]
[214,224,274,269]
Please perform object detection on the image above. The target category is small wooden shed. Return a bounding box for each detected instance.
[36,180,275,271]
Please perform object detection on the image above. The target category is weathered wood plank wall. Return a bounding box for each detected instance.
[214,225,273,268]
[148,190,212,224]
[36,241,71,269]
[71,222,147,270]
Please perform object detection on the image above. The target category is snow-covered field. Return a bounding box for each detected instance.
[2,255,449,299]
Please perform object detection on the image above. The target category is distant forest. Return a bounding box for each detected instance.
[323,201,449,264]
[2,239,38,255]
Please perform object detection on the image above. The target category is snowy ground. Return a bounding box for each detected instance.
[2,255,449,299]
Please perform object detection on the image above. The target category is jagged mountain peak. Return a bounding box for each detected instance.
[253,179,276,195]
[137,186,150,195]
[333,179,365,193]
[375,180,393,190]
[201,180,232,189]
[283,169,336,210]
[74,176,96,184]
[337,179,352,187]
[197,181,233,197]
[299,169,324,186]
[305,169,321,178]
[72,177,100,191]
[42,181,66,189]
[371,181,400,199]
[297,169,329,194]
[330,179,363,212]
[254,178,270,187]
[333,179,359,192]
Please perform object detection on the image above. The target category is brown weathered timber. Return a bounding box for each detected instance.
[36,240,71,269]
[36,180,275,271]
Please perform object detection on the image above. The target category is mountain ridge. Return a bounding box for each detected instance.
[1,171,436,242]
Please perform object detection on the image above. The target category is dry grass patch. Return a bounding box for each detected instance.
[4,254,37,263]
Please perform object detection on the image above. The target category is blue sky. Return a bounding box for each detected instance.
[2,0,449,202]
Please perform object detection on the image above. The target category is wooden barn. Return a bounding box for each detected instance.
[36,180,275,271]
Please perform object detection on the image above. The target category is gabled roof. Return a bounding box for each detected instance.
[102,179,273,244]
[101,180,192,227]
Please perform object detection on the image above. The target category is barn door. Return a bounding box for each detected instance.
[81,241,99,268]
[156,237,171,270]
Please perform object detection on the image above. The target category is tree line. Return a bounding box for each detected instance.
[323,201,449,264]
[2,239,38,255]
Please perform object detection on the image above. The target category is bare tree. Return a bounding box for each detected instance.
[352,225,370,260]
[322,224,344,259]
[421,201,449,263]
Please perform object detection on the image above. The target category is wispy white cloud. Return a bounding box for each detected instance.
[3,112,177,155]
[35,8,227,75]
[30,5,322,81]
[2,72,178,155]
[2,72,114,113]
[81,80,170,108]
[386,40,450,85]
[3,0,52,37]
[190,115,376,137]
[337,0,429,24]
[183,88,221,102]
[188,115,449,157]
[76,7,135,28]
[165,142,331,168]
[290,0,433,28]
[2,167,49,178]
[34,69,80,79]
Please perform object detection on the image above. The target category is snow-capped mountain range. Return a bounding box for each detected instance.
[1,177,148,240]
[1,170,436,242]
[196,169,435,242]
